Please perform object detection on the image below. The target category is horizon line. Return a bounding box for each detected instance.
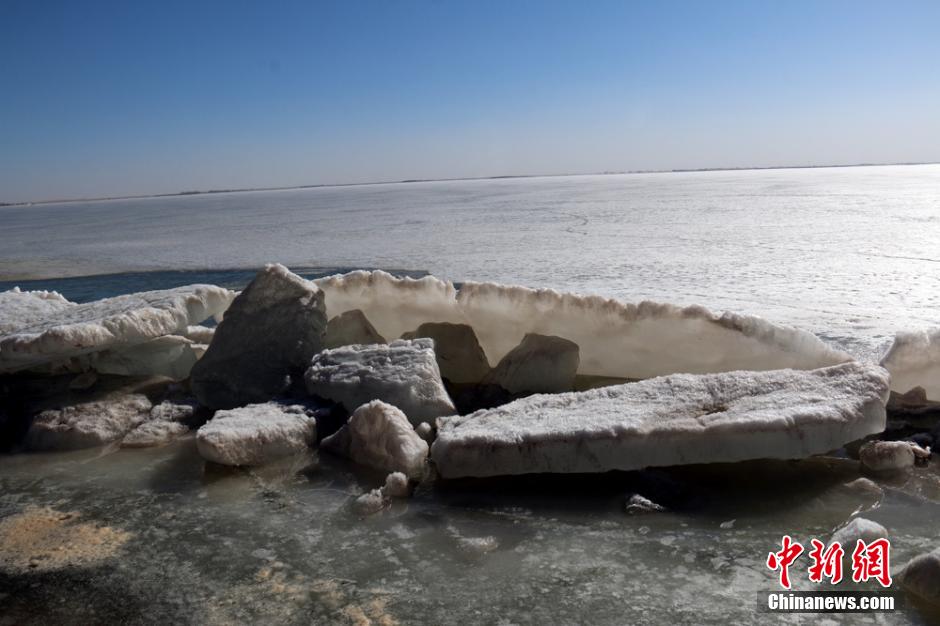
[3,160,937,207]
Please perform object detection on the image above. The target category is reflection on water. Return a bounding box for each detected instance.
[2,438,939,624]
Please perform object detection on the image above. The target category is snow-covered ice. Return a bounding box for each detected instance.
[431,362,889,478]
[195,403,316,466]
[0,285,233,374]
[324,309,386,349]
[321,400,428,479]
[486,332,579,394]
[305,339,456,425]
[191,264,326,409]
[26,394,153,451]
[880,328,940,401]
[401,322,490,383]
[0,288,74,335]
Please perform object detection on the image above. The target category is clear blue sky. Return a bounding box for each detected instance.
[2,0,939,203]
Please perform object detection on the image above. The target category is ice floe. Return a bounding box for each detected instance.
[305,339,456,425]
[321,400,428,479]
[191,264,327,409]
[880,328,940,401]
[196,403,316,466]
[0,285,233,374]
[431,362,889,478]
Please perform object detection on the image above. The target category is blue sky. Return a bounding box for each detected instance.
[2,0,939,202]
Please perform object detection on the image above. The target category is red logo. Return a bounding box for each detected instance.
[766,535,892,588]
[766,535,805,589]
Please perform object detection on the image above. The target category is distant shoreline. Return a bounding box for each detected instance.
[2,160,936,207]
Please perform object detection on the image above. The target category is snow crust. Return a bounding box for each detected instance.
[312,271,850,380]
[191,264,326,409]
[431,362,889,478]
[321,400,428,478]
[196,403,316,466]
[0,285,233,373]
[880,328,940,400]
[305,339,456,425]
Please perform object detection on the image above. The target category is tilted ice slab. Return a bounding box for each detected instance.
[314,271,465,341]
[880,328,940,401]
[457,282,851,379]
[312,270,850,380]
[430,362,889,478]
[0,285,234,373]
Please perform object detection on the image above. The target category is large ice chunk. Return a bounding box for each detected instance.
[26,394,153,451]
[321,400,428,478]
[0,285,233,374]
[305,338,456,425]
[431,362,889,478]
[457,281,851,379]
[401,322,490,384]
[195,403,316,466]
[880,328,940,401]
[486,333,579,393]
[191,264,327,409]
[314,271,465,342]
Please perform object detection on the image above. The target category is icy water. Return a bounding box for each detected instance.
[3,165,940,624]
[3,439,940,625]
[3,164,940,360]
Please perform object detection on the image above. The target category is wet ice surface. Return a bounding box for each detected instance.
[2,439,940,625]
[3,165,940,360]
